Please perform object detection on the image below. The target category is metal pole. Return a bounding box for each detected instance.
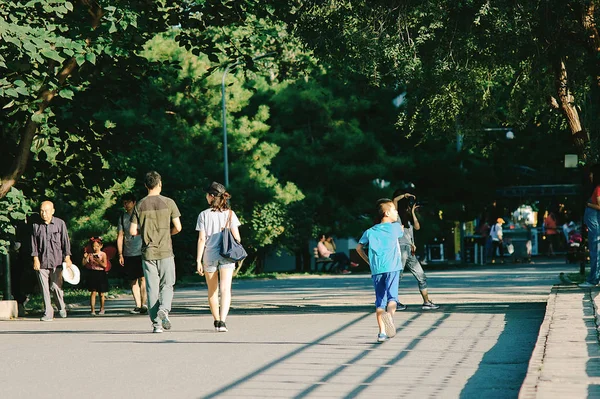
[221,63,233,188]
[2,253,10,301]
[221,53,276,188]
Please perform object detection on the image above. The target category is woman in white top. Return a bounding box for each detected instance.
[196,181,242,332]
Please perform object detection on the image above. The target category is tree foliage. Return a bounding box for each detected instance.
[279,0,600,162]
[1,0,591,266]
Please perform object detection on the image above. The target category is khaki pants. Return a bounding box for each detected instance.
[36,268,65,317]
[143,257,176,327]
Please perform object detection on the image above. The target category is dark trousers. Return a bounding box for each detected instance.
[492,240,504,261]
[10,253,35,304]
[328,253,351,272]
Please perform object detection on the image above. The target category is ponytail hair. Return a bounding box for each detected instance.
[204,181,231,212]
[209,191,231,212]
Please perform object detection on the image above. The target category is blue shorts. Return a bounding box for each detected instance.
[372,271,400,309]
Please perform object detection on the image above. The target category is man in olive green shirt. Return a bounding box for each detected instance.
[130,171,182,333]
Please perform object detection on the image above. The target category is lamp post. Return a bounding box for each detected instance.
[221,61,240,188]
[221,52,276,188]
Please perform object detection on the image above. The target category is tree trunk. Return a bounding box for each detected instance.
[550,58,589,161]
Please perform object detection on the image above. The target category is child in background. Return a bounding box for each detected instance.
[82,237,109,315]
[356,199,404,343]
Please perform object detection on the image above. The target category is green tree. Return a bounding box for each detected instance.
[0,0,174,199]
[276,0,600,163]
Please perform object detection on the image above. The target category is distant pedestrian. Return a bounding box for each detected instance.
[196,182,241,333]
[490,218,505,264]
[356,198,404,343]
[31,201,73,321]
[82,237,109,315]
[117,193,147,315]
[543,211,559,256]
[579,164,600,288]
[130,171,182,333]
[393,191,439,310]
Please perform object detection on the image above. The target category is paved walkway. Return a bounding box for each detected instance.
[519,285,600,398]
[1,261,599,398]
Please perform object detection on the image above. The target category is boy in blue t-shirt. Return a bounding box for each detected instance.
[356,198,404,342]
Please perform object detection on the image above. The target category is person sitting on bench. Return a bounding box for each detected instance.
[316,233,358,274]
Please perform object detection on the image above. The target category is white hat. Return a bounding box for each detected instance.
[62,263,81,285]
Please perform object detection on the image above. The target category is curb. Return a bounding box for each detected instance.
[518,286,557,399]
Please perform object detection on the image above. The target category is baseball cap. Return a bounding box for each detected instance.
[204,181,226,196]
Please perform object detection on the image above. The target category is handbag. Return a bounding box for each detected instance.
[220,210,247,262]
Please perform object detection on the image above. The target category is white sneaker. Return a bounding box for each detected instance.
[578,281,596,288]
[381,312,396,338]
[158,309,171,330]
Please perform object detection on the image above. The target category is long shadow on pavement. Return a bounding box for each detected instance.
[191,302,543,399]
[459,302,545,399]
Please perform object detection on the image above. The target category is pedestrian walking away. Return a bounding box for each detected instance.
[579,164,600,288]
[31,201,73,321]
[356,198,404,343]
[490,218,505,264]
[117,192,147,315]
[130,171,182,333]
[82,236,109,315]
[393,190,439,310]
[196,181,241,333]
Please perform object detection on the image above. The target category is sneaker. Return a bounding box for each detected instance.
[158,309,171,330]
[422,301,440,310]
[381,312,396,338]
[130,307,141,314]
[58,309,67,318]
[140,305,148,314]
[217,320,228,332]
[90,312,96,316]
[396,302,407,311]
[214,320,220,331]
[153,326,163,333]
[40,315,53,321]
[350,262,359,267]
[377,333,389,342]
[579,281,597,288]
[341,270,352,275]
[99,309,105,315]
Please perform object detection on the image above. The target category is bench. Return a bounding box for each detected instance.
[313,247,333,272]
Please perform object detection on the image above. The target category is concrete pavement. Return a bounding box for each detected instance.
[519,285,600,398]
[0,259,595,398]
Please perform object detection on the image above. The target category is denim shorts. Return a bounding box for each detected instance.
[203,258,236,273]
[372,271,400,309]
